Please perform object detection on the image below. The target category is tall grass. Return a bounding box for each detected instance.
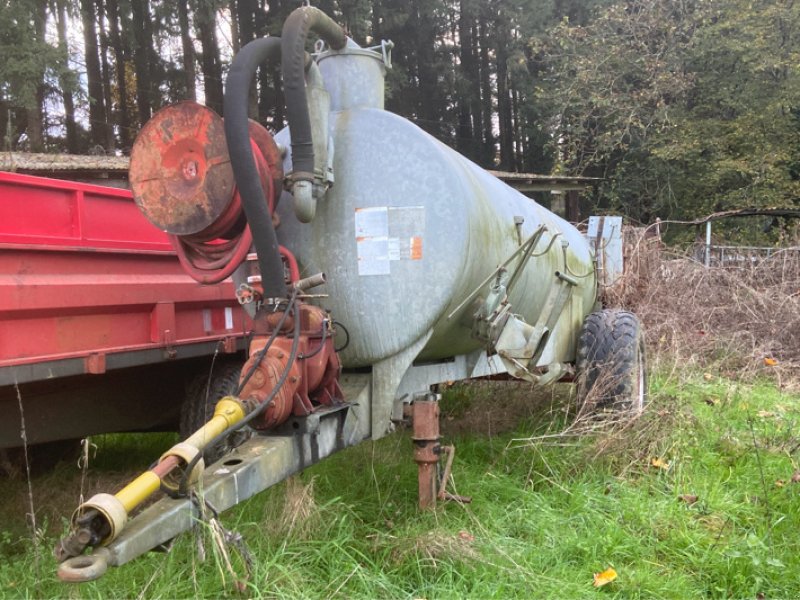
[2,373,800,599]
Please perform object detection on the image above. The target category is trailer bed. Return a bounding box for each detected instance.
[0,171,248,447]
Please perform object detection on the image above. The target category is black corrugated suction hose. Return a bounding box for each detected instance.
[223,36,287,300]
[281,6,347,183]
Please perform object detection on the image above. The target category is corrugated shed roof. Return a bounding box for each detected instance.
[0,152,129,173]
[0,153,600,191]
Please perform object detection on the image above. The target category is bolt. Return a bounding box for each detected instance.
[182,160,199,180]
[251,371,265,387]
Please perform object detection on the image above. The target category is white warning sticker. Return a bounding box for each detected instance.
[355,207,389,238]
[355,206,425,276]
[356,237,391,276]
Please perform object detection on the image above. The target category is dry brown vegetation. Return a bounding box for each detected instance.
[607,228,800,389]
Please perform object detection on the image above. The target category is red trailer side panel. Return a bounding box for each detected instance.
[0,171,249,386]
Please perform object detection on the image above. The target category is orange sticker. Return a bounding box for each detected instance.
[410,237,423,260]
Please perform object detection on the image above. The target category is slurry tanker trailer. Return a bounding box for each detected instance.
[55,7,645,582]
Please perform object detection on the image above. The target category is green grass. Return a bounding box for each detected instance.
[3,373,800,598]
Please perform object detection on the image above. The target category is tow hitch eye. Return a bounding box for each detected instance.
[57,549,110,583]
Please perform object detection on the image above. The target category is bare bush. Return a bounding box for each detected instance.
[608,228,800,387]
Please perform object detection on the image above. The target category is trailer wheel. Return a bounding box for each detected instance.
[575,309,646,415]
[181,361,246,464]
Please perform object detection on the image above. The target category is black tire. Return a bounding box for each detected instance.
[181,361,245,464]
[575,309,647,414]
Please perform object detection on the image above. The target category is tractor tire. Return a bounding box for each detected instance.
[181,361,246,464]
[575,309,647,414]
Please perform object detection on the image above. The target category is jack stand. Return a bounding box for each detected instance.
[411,392,472,509]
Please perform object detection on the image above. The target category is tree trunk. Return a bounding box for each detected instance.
[130,0,153,127]
[0,89,9,150]
[511,84,522,171]
[196,0,224,114]
[456,0,474,157]
[238,0,258,118]
[12,109,28,150]
[56,0,79,153]
[25,0,48,152]
[230,0,241,53]
[468,21,483,164]
[263,0,287,129]
[81,0,109,149]
[106,0,131,149]
[412,1,439,136]
[496,12,513,171]
[97,0,117,151]
[145,5,160,114]
[237,0,257,46]
[478,10,494,165]
[255,0,270,121]
[178,0,197,101]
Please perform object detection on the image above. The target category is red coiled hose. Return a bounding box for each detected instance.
[171,140,275,284]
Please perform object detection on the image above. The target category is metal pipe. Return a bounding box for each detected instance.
[115,472,162,513]
[294,272,326,291]
[412,393,441,510]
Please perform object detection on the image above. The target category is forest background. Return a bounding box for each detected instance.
[2,0,800,238]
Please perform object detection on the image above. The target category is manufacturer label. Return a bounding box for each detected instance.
[355,206,425,276]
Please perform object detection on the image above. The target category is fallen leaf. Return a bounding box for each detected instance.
[651,457,670,470]
[764,357,778,366]
[766,557,785,568]
[458,530,474,543]
[678,494,699,505]
[593,567,618,587]
[791,471,800,483]
[775,479,785,488]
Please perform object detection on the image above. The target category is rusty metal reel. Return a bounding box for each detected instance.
[130,101,235,236]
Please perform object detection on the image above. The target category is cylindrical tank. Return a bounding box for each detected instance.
[274,42,596,368]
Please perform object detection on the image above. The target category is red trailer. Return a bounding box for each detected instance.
[0,171,250,451]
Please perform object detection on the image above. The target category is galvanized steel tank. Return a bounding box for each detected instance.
[275,40,597,369]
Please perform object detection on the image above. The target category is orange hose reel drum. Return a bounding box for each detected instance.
[129,101,284,283]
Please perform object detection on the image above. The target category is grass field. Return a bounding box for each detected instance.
[2,372,800,599]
